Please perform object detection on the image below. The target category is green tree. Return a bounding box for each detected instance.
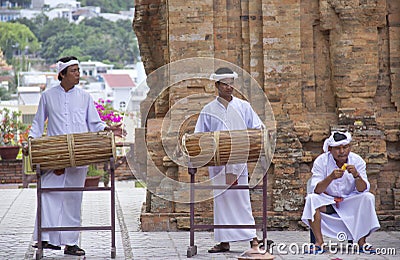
[37,18,71,43]
[6,11,140,66]
[0,22,40,63]
[40,28,86,63]
[0,87,11,100]
[12,13,49,39]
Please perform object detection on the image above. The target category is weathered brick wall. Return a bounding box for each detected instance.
[134,0,400,231]
[0,160,23,184]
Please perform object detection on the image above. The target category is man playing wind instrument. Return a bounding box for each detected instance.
[27,56,123,256]
[194,67,272,258]
[301,131,380,254]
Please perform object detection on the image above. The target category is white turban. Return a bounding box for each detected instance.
[323,131,352,153]
[56,60,79,74]
[210,71,238,81]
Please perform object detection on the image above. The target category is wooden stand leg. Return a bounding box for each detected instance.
[187,169,197,258]
[36,165,43,259]
[110,158,116,258]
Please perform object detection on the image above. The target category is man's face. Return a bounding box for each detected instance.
[216,78,234,100]
[62,64,80,85]
[329,144,351,164]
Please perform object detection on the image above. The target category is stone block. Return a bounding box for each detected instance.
[134,0,400,232]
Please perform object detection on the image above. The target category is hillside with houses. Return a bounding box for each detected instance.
[0,0,147,145]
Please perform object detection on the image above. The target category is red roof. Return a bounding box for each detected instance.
[101,74,135,88]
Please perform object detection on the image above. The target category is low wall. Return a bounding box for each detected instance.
[0,159,23,184]
[0,159,135,185]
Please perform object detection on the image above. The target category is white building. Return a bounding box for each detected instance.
[16,71,57,124]
[18,71,57,90]
[80,61,114,78]
[108,69,137,83]
[99,12,133,22]
[46,8,74,22]
[0,9,20,22]
[31,0,81,9]
[100,74,135,111]
[17,86,41,124]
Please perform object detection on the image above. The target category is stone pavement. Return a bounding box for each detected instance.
[0,180,399,260]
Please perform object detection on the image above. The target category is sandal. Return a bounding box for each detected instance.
[250,239,274,248]
[32,241,61,250]
[304,245,326,254]
[64,245,85,256]
[208,243,230,253]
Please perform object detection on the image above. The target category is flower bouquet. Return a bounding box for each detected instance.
[94,99,124,126]
[93,99,125,186]
[0,108,28,160]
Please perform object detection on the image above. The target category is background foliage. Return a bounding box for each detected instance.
[7,16,139,67]
[0,22,40,60]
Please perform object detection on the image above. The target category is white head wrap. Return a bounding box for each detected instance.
[323,131,352,153]
[56,60,79,74]
[209,71,238,81]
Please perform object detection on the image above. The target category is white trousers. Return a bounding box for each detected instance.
[33,167,87,246]
[301,192,380,242]
[210,166,256,243]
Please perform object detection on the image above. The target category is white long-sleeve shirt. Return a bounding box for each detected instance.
[195,96,263,133]
[30,84,106,138]
[309,151,370,198]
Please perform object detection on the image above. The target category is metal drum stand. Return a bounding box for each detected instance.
[35,158,116,259]
[186,167,268,258]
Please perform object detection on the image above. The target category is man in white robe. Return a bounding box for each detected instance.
[194,67,264,253]
[28,56,123,256]
[301,131,380,254]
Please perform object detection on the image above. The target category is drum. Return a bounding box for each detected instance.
[29,131,116,170]
[182,129,266,167]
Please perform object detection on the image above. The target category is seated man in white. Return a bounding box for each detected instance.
[301,131,380,253]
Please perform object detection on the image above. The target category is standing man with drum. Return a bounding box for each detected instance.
[194,67,271,257]
[27,56,123,256]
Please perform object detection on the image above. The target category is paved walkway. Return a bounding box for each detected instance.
[0,180,398,259]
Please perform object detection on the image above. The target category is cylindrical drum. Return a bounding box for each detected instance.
[182,129,265,167]
[29,131,116,170]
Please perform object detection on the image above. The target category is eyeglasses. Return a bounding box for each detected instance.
[218,80,234,86]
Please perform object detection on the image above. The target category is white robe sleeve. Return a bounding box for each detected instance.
[352,153,370,192]
[309,154,327,193]
[194,108,210,133]
[244,102,263,130]
[29,93,48,138]
[86,95,107,132]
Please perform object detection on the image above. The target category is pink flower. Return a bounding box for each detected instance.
[94,99,124,126]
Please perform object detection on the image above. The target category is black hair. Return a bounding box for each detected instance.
[214,67,235,86]
[215,67,234,75]
[333,132,347,142]
[57,56,79,81]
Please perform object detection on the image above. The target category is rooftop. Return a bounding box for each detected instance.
[101,74,136,88]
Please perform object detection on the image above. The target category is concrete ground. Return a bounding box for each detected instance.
[0,180,398,260]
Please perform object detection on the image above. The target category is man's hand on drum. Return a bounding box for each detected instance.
[22,142,29,156]
[104,123,127,137]
[53,169,65,175]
